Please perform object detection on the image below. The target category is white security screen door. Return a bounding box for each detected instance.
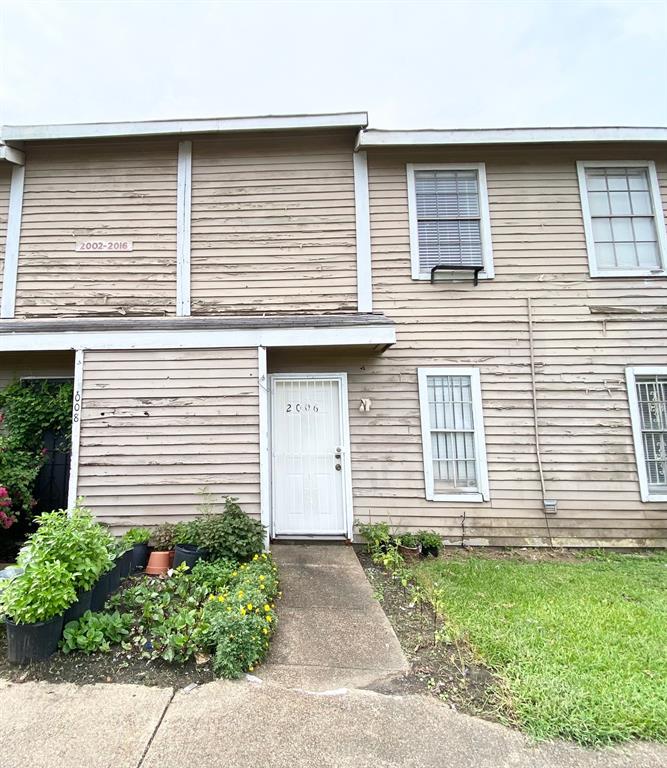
[271,375,349,537]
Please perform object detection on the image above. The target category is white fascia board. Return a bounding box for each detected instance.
[2,112,369,142]
[357,126,667,148]
[0,324,396,352]
[0,144,25,165]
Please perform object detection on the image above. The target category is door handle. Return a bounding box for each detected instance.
[335,463,342,471]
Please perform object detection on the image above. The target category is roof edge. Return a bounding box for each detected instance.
[2,111,369,142]
[357,126,667,148]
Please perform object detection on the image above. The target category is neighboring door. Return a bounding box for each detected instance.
[270,374,351,537]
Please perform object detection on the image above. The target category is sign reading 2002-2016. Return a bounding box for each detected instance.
[75,240,134,252]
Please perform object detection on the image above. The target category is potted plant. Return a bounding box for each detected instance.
[19,506,112,624]
[123,528,151,571]
[1,559,76,664]
[416,530,442,558]
[173,520,209,570]
[397,533,421,562]
[146,523,176,575]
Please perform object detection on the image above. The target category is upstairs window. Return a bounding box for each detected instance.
[418,367,490,502]
[407,163,494,281]
[577,161,667,277]
[626,368,667,502]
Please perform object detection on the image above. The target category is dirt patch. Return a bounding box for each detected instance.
[0,626,218,688]
[356,549,508,723]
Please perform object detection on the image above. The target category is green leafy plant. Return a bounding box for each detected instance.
[61,610,132,654]
[173,519,202,546]
[355,520,393,554]
[197,497,265,561]
[19,505,114,592]
[190,558,238,593]
[416,530,442,554]
[397,532,420,549]
[123,527,151,546]
[0,379,74,521]
[150,523,176,551]
[0,559,76,624]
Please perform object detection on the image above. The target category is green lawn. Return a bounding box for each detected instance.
[411,551,667,746]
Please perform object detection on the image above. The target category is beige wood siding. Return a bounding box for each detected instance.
[14,139,178,318]
[0,164,11,301]
[271,143,667,548]
[0,351,75,390]
[77,347,259,532]
[190,131,357,314]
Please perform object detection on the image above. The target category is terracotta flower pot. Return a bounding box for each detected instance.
[145,550,172,575]
[398,544,421,562]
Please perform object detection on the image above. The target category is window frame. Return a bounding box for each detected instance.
[626,366,667,503]
[406,163,495,281]
[417,366,490,503]
[576,160,667,278]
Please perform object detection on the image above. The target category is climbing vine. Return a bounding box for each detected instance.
[0,379,73,526]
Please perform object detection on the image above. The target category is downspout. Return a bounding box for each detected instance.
[526,297,554,547]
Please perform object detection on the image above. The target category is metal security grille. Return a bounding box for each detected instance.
[415,169,483,271]
[585,167,660,270]
[427,375,478,491]
[636,375,667,490]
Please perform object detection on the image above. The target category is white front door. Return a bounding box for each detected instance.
[270,374,351,537]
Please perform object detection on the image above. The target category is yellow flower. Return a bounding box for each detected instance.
[253,554,258,561]
[231,571,237,577]
[262,628,268,635]
[218,595,225,602]
[247,603,253,611]
[226,607,231,612]
[266,615,272,623]
[259,585,265,590]
[208,594,215,601]
[264,604,271,612]
[240,607,246,616]
[238,590,244,599]
[259,575,265,581]
[262,553,267,560]
[248,666,254,672]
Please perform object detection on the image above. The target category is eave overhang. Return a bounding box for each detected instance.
[0,314,396,353]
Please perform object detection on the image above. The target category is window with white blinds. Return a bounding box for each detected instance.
[407,163,494,280]
[626,368,667,502]
[418,367,489,502]
[577,161,667,277]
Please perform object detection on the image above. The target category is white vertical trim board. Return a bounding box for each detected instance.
[417,366,489,502]
[1,164,25,318]
[576,160,667,278]
[625,366,667,503]
[406,162,494,281]
[67,350,85,509]
[257,346,271,548]
[353,150,372,312]
[176,140,192,316]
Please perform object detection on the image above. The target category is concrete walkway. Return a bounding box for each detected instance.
[2,543,666,768]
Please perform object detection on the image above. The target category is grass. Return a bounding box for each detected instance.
[410,551,667,746]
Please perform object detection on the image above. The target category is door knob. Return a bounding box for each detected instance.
[335,463,342,471]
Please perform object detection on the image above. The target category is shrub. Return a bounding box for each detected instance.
[18,505,114,592]
[397,532,420,548]
[0,559,76,624]
[150,523,176,551]
[123,527,151,546]
[0,379,74,522]
[356,521,392,553]
[197,497,265,561]
[61,610,132,654]
[190,558,238,593]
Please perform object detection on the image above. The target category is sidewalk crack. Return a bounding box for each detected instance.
[136,687,175,768]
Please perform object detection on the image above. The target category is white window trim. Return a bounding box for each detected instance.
[406,162,494,281]
[626,366,667,503]
[417,366,490,503]
[576,160,667,278]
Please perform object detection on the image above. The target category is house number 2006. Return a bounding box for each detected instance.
[286,403,319,413]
